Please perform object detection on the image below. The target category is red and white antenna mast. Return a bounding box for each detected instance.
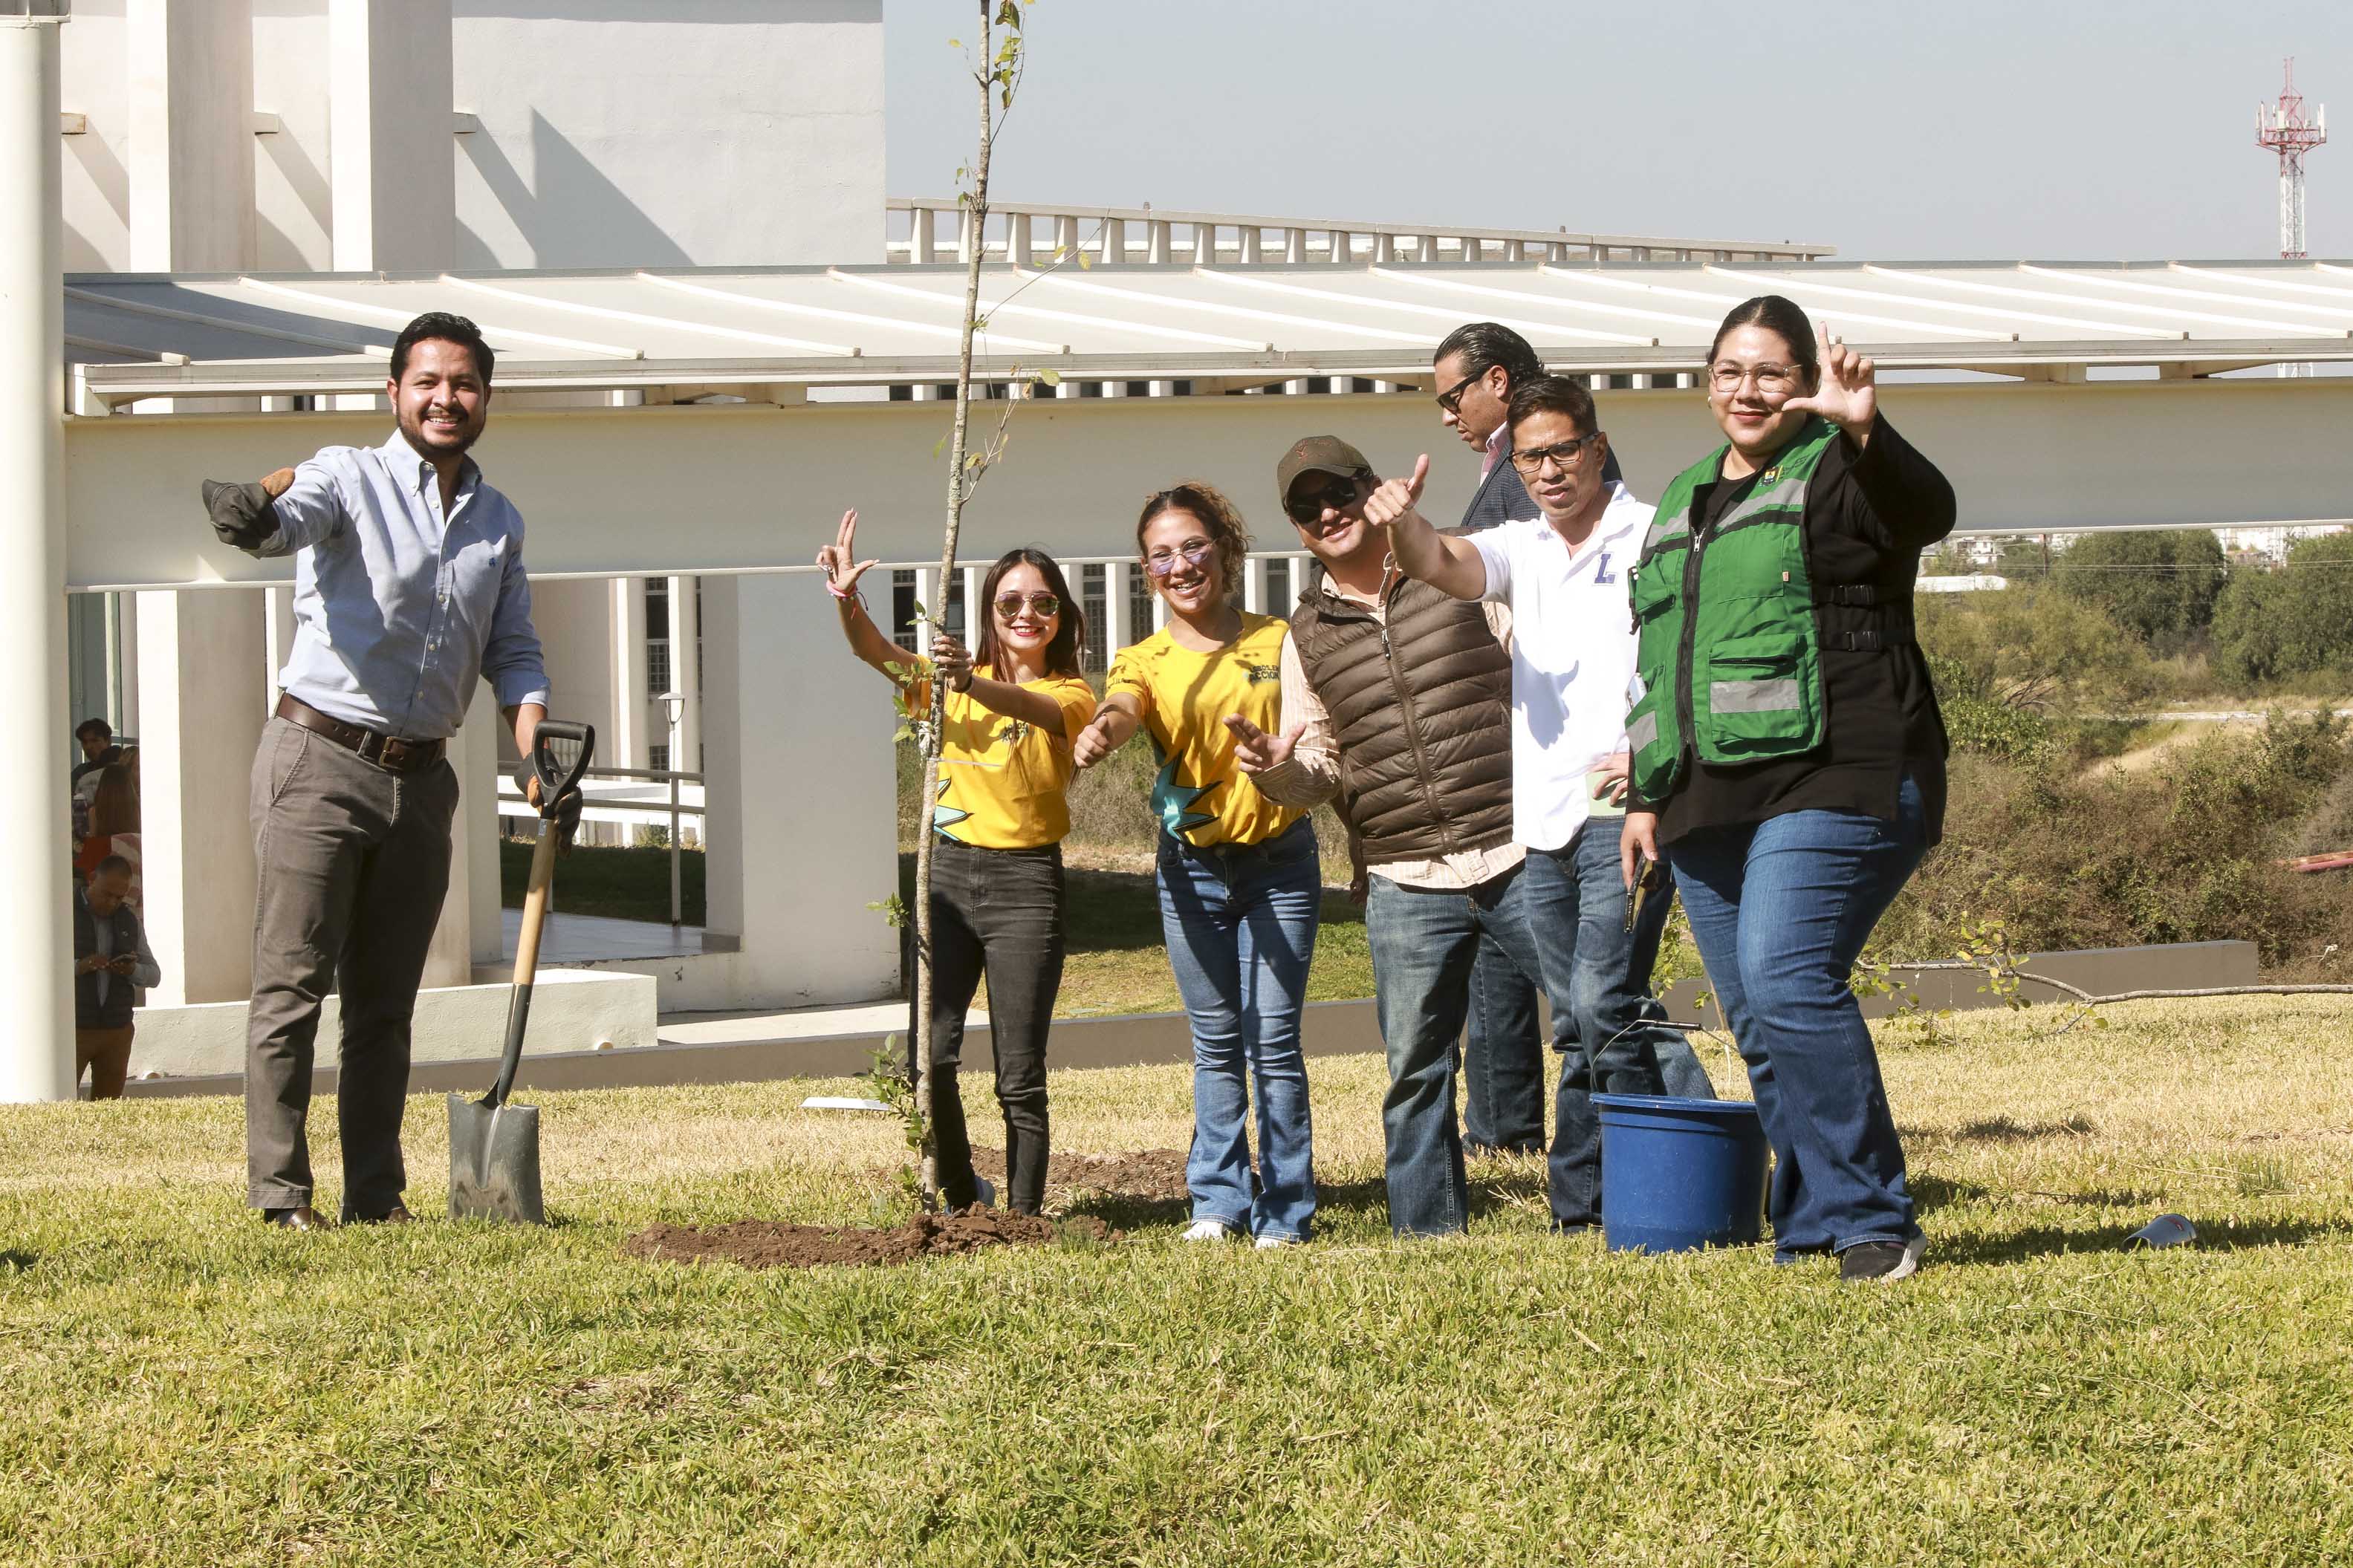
[2256,57,2326,259]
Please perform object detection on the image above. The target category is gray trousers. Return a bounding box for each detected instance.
[245,716,459,1218]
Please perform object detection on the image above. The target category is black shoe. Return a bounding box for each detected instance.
[1838,1235,1927,1284]
[262,1206,329,1232]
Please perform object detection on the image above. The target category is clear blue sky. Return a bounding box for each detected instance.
[886,0,2353,261]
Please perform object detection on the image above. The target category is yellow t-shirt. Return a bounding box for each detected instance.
[1104,614,1305,848]
[905,663,1096,849]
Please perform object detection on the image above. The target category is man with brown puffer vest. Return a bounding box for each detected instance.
[1227,435,1575,1236]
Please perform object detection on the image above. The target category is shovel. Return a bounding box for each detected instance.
[448,719,594,1224]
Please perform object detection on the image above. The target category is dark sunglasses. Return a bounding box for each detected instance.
[1284,473,1365,527]
[993,591,1060,619]
[1434,370,1480,416]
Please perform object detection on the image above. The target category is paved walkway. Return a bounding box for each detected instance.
[499,908,734,963]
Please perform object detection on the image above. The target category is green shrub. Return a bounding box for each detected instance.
[2048,529,2227,655]
[1916,585,2159,715]
[2212,533,2353,689]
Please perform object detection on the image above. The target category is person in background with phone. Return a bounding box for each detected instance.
[73,856,160,1099]
[1377,375,1713,1234]
[816,513,1095,1218]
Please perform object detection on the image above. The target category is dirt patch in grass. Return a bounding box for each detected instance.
[623,1208,1120,1270]
[971,1145,1191,1204]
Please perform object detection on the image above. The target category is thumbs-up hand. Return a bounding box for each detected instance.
[1362,453,1429,536]
[1224,713,1306,773]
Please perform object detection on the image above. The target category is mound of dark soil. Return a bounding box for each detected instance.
[623,1207,1119,1271]
[970,1146,1191,1204]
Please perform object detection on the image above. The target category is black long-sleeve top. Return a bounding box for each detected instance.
[1652,413,1958,848]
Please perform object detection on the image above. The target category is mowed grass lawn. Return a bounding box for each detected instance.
[5,998,2351,1564]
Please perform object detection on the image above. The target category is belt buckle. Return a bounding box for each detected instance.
[356,729,386,765]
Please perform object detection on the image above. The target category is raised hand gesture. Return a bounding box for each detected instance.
[1224,713,1305,774]
[1361,453,1430,536]
[814,509,878,601]
[1072,710,1123,770]
[1782,325,1875,439]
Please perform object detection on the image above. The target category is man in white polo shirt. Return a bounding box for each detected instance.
[1374,374,1711,1231]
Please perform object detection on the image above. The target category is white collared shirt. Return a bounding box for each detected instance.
[1481,420,1509,481]
[1467,482,1651,852]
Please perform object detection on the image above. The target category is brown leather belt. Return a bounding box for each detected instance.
[276,694,447,773]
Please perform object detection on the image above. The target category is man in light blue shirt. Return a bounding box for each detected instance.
[203,311,565,1231]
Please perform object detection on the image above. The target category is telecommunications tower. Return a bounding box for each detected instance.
[2256,57,2326,258]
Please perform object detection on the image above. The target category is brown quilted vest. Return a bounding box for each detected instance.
[1288,573,1514,862]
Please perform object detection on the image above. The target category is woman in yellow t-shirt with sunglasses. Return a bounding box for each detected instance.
[817,511,1096,1216]
[1075,481,1321,1248]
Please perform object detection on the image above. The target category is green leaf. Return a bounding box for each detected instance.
[1077,250,1093,270]
[1037,367,1060,386]
[932,431,949,459]
[947,36,961,48]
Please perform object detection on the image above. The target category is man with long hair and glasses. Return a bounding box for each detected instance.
[1228,435,1551,1237]
[1379,376,1713,1234]
[1427,322,1629,1159]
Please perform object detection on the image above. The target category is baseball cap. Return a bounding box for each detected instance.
[1275,435,1373,506]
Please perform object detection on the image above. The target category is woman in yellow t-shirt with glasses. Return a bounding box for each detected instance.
[817,511,1097,1216]
[1074,482,1321,1248]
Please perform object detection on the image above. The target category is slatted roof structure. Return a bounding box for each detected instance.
[63,258,2353,411]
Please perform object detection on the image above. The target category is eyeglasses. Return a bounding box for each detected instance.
[1709,362,1806,395]
[1509,434,1601,475]
[1144,540,1216,579]
[993,591,1060,620]
[1434,371,1480,416]
[1285,474,1363,527]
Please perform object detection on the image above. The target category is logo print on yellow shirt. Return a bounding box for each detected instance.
[1244,664,1281,685]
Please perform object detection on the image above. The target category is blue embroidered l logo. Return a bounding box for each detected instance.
[1594,550,1614,584]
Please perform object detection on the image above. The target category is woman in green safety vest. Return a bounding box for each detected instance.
[1620,294,1956,1284]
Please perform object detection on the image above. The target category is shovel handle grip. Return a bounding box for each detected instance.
[530,719,595,819]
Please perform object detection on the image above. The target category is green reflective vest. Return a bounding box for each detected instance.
[1627,417,1840,802]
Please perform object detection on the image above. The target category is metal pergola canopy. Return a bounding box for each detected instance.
[64,258,2353,409]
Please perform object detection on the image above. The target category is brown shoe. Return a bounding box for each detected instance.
[262,1206,329,1232]
[356,1205,415,1226]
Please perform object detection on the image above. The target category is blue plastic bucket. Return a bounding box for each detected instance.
[1592,1093,1768,1254]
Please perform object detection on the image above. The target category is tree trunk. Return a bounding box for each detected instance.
[912,0,995,1211]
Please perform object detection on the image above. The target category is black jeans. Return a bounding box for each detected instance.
[905,840,1065,1214]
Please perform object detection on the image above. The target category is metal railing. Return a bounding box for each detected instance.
[887,197,1835,267]
[501,763,704,926]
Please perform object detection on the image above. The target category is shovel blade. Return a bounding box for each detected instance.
[447,1093,545,1225]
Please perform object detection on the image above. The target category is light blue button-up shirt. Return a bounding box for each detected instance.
[262,430,551,741]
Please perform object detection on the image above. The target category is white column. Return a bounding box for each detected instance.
[912,566,935,640]
[1146,220,1171,264]
[1007,212,1031,267]
[1100,218,1124,264]
[328,0,454,270]
[1238,226,1261,264]
[608,576,646,770]
[668,573,700,775]
[126,0,256,273]
[960,563,984,643]
[262,585,295,710]
[1103,561,1132,654]
[455,686,504,970]
[1283,227,1305,264]
[0,7,71,1102]
[1151,589,1169,632]
[911,205,935,264]
[133,589,266,1006]
[1242,556,1267,614]
[698,577,897,1007]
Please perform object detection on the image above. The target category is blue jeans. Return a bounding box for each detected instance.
[1462,939,1545,1154]
[1521,820,1715,1229]
[1157,819,1322,1241]
[1664,774,1930,1258]
[1364,862,1553,1236]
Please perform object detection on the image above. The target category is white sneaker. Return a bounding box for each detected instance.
[970,1175,996,1211]
[1253,1234,1302,1251]
[1180,1218,1238,1243]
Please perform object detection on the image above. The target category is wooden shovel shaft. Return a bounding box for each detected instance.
[489,828,559,1107]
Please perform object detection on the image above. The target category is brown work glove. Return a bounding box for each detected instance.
[201,466,296,552]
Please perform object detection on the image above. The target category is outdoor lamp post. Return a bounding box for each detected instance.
[660,689,685,925]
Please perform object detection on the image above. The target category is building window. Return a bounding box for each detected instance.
[891,569,918,651]
[648,744,671,773]
[1265,556,1292,612]
[1129,564,1155,640]
[646,641,671,696]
